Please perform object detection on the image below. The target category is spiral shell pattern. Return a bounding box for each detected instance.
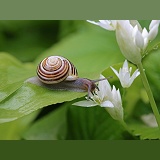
[37,56,78,84]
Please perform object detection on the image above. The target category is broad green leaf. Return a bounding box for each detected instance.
[127,95,160,140]
[0,53,35,102]
[131,124,160,139]
[23,102,134,140]
[66,106,127,140]
[0,111,38,140]
[23,104,68,140]
[0,83,84,123]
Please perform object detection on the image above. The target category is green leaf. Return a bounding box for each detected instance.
[66,106,126,140]
[23,103,130,140]
[131,124,160,139]
[128,99,160,139]
[23,104,68,140]
[0,111,38,140]
[0,82,84,123]
[0,53,35,102]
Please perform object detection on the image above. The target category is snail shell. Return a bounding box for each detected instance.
[37,56,78,84]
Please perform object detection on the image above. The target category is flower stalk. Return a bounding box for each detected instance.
[137,62,160,128]
[119,120,132,135]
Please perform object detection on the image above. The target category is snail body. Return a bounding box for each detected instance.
[27,77,99,94]
[26,56,106,98]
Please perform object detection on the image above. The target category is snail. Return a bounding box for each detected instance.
[37,56,78,84]
[26,56,109,99]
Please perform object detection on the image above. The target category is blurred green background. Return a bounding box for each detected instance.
[0,20,86,62]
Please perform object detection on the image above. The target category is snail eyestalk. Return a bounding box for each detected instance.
[91,76,113,83]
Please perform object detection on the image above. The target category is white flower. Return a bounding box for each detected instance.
[141,113,158,127]
[87,20,117,31]
[73,75,123,121]
[105,85,123,121]
[87,20,160,64]
[110,60,140,88]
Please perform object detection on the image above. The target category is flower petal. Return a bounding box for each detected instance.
[98,75,112,99]
[132,69,140,78]
[87,20,99,26]
[141,113,158,127]
[72,100,97,107]
[110,66,120,78]
[129,69,140,85]
[87,20,116,31]
[111,86,118,100]
[117,89,122,104]
[130,20,143,32]
[105,103,123,121]
[149,20,160,30]
[122,72,130,87]
[111,87,122,107]
[98,20,116,30]
[101,100,114,108]
[123,59,129,70]
[148,23,159,41]
[142,28,148,39]
[142,28,149,49]
[99,20,117,30]
[116,21,142,64]
[99,20,110,25]
[134,26,144,49]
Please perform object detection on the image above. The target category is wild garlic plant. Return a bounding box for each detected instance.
[74,20,160,132]
[73,61,140,132]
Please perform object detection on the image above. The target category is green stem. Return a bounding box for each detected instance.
[137,62,160,129]
[120,120,132,135]
[122,88,127,99]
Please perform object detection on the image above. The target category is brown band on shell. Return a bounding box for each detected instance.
[37,56,78,84]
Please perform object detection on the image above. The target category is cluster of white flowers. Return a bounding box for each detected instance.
[74,20,160,122]
[73,75,123,121]
[87,20,160,64]
[73,60,140,121]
